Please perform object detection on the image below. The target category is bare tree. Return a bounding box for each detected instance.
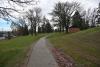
[26,7,42,36]
[90,8,97,27]
[81,9,91,28]
[34,7,42,30]
[51,1,81,33]
[64,2,81,32]
[96,2,100,26]
[26,9,34,35]
[0,0,38,19]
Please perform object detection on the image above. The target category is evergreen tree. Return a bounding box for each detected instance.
[72,10,83,29]
[45,21,53,33]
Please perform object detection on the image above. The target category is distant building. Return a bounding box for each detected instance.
[68,27,80,33]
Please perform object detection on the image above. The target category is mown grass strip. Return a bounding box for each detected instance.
[0,34,45,67]
[48,27,100,67]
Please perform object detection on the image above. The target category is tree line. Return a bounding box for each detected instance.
[11,8,53,36]
[0,0,100,36]
[11,2,100,36]
[51,2,100,33]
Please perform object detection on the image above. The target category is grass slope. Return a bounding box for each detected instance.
[0,34,45,67]
[48,27,100,67]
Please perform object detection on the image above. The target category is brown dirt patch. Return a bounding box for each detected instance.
[51,48,75,67]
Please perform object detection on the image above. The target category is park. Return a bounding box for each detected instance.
[0,0,100,67]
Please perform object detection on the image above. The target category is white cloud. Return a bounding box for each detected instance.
[0,0,100,31]
[36,0,100,19]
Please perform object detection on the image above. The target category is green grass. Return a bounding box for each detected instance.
[0,34,45,67]
[48,27,100,67]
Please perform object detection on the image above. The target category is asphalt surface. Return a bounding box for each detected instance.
[27,37,59,67]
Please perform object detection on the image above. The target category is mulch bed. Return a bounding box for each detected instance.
[51,48,75,67]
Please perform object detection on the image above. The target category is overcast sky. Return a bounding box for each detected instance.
[0,0,100,31]
[37,0,100,19]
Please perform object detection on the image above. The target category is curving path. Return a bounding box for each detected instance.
[27,37,59,67]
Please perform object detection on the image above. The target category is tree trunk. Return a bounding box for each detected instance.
[34,26,37,36]
[65,25,68,33]
[59,25,62,32]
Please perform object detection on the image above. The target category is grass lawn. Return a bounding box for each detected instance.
[0,34,45,67]
[48,27,100,67]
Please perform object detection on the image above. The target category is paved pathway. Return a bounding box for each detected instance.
[27,37,59,67]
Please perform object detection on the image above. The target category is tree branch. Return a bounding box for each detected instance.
[10,0,35,4]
